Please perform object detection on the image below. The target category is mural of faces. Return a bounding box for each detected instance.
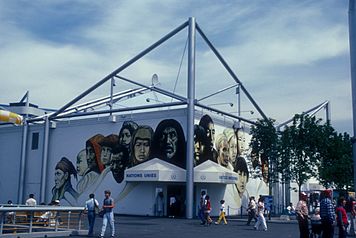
[86,146,96,170]
[52,157,79,202]
[100,146,112,167]
[153,119,186,168]
[194,125,207,166]
[111,145,129,183]
[85,134,105,173]
[76,149,88,176]
[236,171,248,195]
[199,115,218,163]
[131,125,154,166]
[119,121,138,149]
[54,169,69,189]
[237,129,246,156]
[234,156,249,196]
[223,128,237,164]
[161,127,178,159]
[215,134,230,167]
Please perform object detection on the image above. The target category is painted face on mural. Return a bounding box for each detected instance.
[194,139,204,163]
[237,130,246,155]
[134,138,150,162]
[54,169,69,189]
[119,128,132,147]
[217,140,230,167]
[228,136,237,164]
[160,127,178,159]
[86,146,96,169]
[111,151,125,180]
[236,171,247,196]
[76,149,88,176]
[100,146,112,167]
[207,123,215,147]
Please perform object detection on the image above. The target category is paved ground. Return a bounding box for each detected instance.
[69,215,301,238]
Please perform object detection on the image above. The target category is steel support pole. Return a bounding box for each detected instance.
[18,120,28,203]
[40,117,50,203]
[349,0,356,194]
[186,17,196,219]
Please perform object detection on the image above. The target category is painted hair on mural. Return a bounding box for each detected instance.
[152,119,186,169]
[55,157,78,180]
[86,134,105,173]
[119,121,139,149]
[194,124,208,166]
[234,156,249,181]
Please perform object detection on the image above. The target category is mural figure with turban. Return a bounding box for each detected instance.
[130,125,154,167]
[152,119,186,169]
[52,157,79,205]
[199,114,218,163]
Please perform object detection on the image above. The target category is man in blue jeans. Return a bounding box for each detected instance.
[85,193,99,236]
[100,190,115,238]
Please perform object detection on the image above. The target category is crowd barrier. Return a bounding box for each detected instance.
[0,205,86,237]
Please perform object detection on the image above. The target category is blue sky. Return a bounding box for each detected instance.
[0,0,352,134]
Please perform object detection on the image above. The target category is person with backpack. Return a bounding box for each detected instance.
[85,193,99,237]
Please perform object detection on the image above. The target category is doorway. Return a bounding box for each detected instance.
[167,185,185,218]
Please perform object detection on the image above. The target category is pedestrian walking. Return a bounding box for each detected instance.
[335,197,348,238]
[320,189,335,238]
[254,196,267,231]
[199,191,206,225]
[85,193,99,237]
[246,196,257,226]
[99,190,115,238]
[215,200,227,225]
[296,192,309,238]
[204,195,213,226]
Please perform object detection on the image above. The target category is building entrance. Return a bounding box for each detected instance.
[167,185,185,218]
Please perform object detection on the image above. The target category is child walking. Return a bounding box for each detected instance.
[215,200,227,225]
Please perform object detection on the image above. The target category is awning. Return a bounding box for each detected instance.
[125,158,186,182]
[194,160,238,184]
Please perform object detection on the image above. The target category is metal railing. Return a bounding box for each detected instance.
[0,205,86,237]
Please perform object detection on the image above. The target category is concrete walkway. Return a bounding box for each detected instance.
[68,215,300,238]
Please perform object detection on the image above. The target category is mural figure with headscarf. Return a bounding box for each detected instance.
[76,134,104,195]
[118,121,138,155]
[152,119,186,169]
[130,125,154,167]
[199,114,218,163]
[52,157,79,205]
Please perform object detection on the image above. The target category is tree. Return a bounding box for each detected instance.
[249,118,279,189]
[278,114,324,195]
[318,122,353,190]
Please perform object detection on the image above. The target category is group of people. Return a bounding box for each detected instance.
[295,189,355,238]
[84,190,115,237]
[246,196,268,231]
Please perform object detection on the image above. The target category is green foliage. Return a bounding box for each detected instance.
[278,114,324,189]
[249,113,354,192]
[318,123,353,190]
[249,118,278,184]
